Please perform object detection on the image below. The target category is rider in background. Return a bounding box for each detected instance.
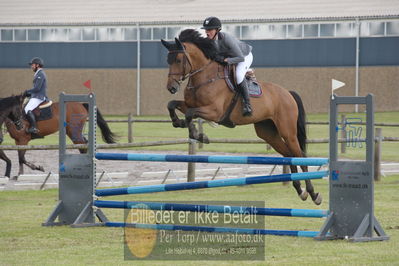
[202,16,253,116]
[23,57,48,134]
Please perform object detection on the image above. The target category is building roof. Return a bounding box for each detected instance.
[1,0,399,26]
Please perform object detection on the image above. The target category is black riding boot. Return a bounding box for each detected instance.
[238,81,252,116]
[26,111,39,134]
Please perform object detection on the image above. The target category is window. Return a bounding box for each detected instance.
[242,24,273,39]
[96,28,108,41]
[139,28,151,40]
[271,24,286,39]
[304,24,318,38]
[167,27,181,40]
[153,27,166,40]
[69,28,81,41]
[320,24,335,37]
[223,25,241,38]
[387,21,399,35]
[14,29,26,41]
[369,21,385,36]
[54,28,68,41]
[336,22,355,37]
[109,28,123,41]
[1,29,13,41]
[28,29,40,41]
[287,24,302,38]
[83,28,95,40]
[41,29,54,41]
[360,22,370,36]
[124,28,137,40]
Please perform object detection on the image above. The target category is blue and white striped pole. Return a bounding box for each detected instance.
[95,171,328,197]
[94,200,328,218]
[95,153,328,166]
[105,222,320,237]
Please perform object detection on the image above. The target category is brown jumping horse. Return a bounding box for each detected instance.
[161,29,321,205]
[1,94,116,179]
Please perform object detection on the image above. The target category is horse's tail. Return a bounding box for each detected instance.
[289,91,307,155]
[83,103,117,144]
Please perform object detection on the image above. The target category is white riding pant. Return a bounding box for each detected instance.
[236,52,253,84]
[24,98,44,113]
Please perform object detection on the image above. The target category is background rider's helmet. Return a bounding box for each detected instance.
[201,17,222,30]
[28,57,44,67]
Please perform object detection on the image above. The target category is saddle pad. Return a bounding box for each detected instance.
[34,106,53,121]
[247,79,262,98]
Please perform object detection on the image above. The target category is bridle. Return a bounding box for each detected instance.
[167,49,226,90]
[167,49,213,87]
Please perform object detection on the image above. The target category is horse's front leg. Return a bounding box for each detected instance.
[185,108,210,144]
[15,149,44,179]
[167,100,188,128]
[0,150,11,178]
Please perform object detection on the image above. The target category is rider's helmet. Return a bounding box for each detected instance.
[201,17,222,30]
[28,57,44,67]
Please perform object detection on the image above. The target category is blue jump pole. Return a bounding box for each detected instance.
[95,153,328,166]
[94,200,328,218]
[95,171,328,197]
[104,222,319,237]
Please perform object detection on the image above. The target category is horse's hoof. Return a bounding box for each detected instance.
[313,193,322,205]
[38,166,45,172]
[173,120,186,128]
[198,133,209,144]
[299,188,308,201]
[10,176,18,181]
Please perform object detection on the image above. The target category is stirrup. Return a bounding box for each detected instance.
[27,127,39,134]
[242,105,252,116]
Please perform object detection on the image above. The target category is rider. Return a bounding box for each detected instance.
[23,57,48,134]
[202,16,253,116]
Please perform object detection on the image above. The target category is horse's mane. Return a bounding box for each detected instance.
[178,29,217,60]
[0,95,22,112]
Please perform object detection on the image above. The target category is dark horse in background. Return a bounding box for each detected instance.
[0,94,116,179]
[0,95,24,178]
[161,29,322,205]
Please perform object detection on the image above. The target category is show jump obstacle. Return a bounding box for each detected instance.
[43,93,389,242]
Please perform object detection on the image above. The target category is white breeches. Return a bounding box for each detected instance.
[236,52,253,84]
[24,98,44,113]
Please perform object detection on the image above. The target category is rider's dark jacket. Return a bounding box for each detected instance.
[26,69,48,101]
[215,32,252,65]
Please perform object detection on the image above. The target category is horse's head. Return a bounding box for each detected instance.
[161,38,192,94]
[0,94,24,130]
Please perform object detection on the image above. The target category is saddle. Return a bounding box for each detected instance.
[21,98,54,122]
[223,65,262,97]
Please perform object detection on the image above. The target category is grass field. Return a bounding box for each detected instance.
[0,175,398,265]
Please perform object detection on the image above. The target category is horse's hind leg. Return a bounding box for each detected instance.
[66,127,88,154]
[303,166,322,205]
[254,121,307,200]
[283,134,321,205]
